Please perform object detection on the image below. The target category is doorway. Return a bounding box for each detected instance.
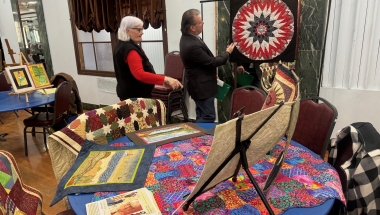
[10,0,53,77]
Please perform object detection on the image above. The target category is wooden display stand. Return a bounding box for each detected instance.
[4,40,53,102]
[2,39,19,67]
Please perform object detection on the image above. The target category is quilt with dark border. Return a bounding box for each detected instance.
[90,136,345,214]
[230,0,299,63]
[50,140,156,206]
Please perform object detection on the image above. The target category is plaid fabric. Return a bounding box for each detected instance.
[329,123,380,215]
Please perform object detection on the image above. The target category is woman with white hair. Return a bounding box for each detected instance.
[113,16,183,100]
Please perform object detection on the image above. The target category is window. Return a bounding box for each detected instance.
[70,22,168,77]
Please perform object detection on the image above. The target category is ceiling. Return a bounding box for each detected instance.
[18,0,37,14]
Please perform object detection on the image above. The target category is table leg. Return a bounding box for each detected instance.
[43,89,49,97]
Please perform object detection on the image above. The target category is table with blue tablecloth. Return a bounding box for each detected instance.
[68,123,345,215]
[0,90,55,141]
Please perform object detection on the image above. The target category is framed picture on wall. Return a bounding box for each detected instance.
[4,65,35,93]
[27,63,51,88]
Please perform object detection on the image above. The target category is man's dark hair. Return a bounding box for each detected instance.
[180,9,200,34]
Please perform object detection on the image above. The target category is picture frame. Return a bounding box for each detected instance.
[27,63,51,88]
[126,122,208,146]
[4,65,35,93]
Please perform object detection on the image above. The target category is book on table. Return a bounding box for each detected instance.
[85,187,161,215]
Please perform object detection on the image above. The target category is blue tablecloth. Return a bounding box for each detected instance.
[0,90,54,113]
[68,123,342,215]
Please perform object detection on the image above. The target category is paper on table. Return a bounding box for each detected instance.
[37,88,56,94]
[85,187,161,215]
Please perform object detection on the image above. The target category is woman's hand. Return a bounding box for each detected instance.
[226,43,235,54]
[164,76,183,90]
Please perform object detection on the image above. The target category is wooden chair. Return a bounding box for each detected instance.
[229,86,266,119]
[23,81,72,156]
[292,96,338,158]
[151,51,188,123]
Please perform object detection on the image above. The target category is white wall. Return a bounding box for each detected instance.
[41,0,119,106]
[0,0,21,64]
[166,0,216,54]
[319,88,380,137]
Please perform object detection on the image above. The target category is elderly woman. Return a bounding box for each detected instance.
[114,16,183,100]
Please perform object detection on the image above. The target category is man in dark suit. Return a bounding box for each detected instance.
[179,9,235,122]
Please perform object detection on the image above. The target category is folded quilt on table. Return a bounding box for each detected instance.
[51,140,156,206]
[47,98,166,183]
[90,136,346,214]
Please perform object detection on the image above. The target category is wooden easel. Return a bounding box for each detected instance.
[4,39,53,102]
[2,39,19,67]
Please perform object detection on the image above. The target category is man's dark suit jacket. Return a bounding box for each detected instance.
[179,33,229,100]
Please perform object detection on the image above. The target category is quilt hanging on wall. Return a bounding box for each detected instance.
[230,0,299,63]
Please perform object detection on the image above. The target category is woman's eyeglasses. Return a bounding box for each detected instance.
[130,28,144,32]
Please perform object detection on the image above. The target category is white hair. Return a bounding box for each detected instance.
[118,16,143,41]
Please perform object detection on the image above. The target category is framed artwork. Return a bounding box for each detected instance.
[126,122,208,146]
[4,65,35,93]
[27,63,51,88]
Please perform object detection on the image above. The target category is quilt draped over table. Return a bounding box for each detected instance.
[92,136,346,214]
[47,98,166,183]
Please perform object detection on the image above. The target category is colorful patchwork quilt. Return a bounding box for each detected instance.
[262,63,299,110]
[91,136,346,214]
[0,151,43,215]
[48,98,166,183]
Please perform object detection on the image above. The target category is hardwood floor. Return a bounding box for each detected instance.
[0,110,67,215]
